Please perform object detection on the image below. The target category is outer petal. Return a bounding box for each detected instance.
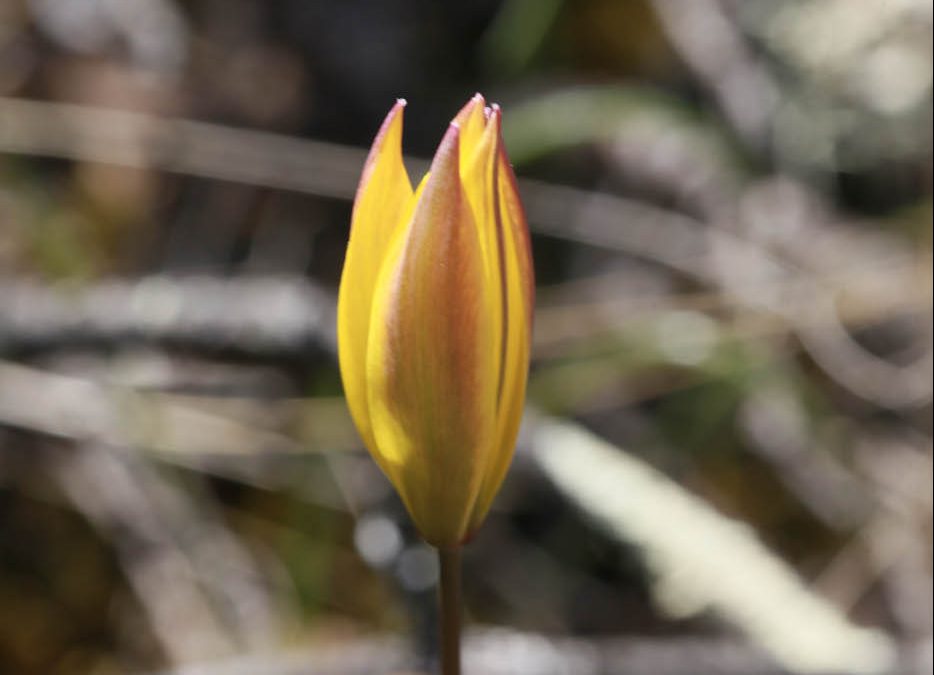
[366,123,498,547]
[466,132,535,534]
[337,100,413,459]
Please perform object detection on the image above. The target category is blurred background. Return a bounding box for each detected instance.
[0,1,931,674]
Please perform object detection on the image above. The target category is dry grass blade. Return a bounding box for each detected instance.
[531,414,897,675]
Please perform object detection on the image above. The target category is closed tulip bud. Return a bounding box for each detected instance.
[337,95,534,548]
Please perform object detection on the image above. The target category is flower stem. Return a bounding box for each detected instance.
[438,546,462,675]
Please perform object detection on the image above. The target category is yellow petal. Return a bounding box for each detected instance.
[460,104,505,402]
[337,100,413,458]
[366,123,498,547]
[467,133,535,534]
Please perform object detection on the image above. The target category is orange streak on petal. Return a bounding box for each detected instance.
[367,123,498,547]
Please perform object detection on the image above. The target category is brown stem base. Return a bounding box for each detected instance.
[438,547,462,675]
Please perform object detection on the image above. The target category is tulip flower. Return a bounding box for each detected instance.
[337,94,534,550]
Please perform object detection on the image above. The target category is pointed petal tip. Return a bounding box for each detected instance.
[428,122,462,174]
[383,99,406,124]
[441,122,462,154]
[358,98,408,186]
[372,99,406,140]
[454,94,486,126]
[486,105,502,133]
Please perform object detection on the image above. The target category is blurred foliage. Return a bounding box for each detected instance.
[0,0,931,674]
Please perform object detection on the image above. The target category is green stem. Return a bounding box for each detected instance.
[438,546,462,675]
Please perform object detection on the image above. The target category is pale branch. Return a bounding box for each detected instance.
[0,276,336,356]
[53,443,242,665]
[650,0,778,151]
[531,415,898,675]
[140,628,932,675]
